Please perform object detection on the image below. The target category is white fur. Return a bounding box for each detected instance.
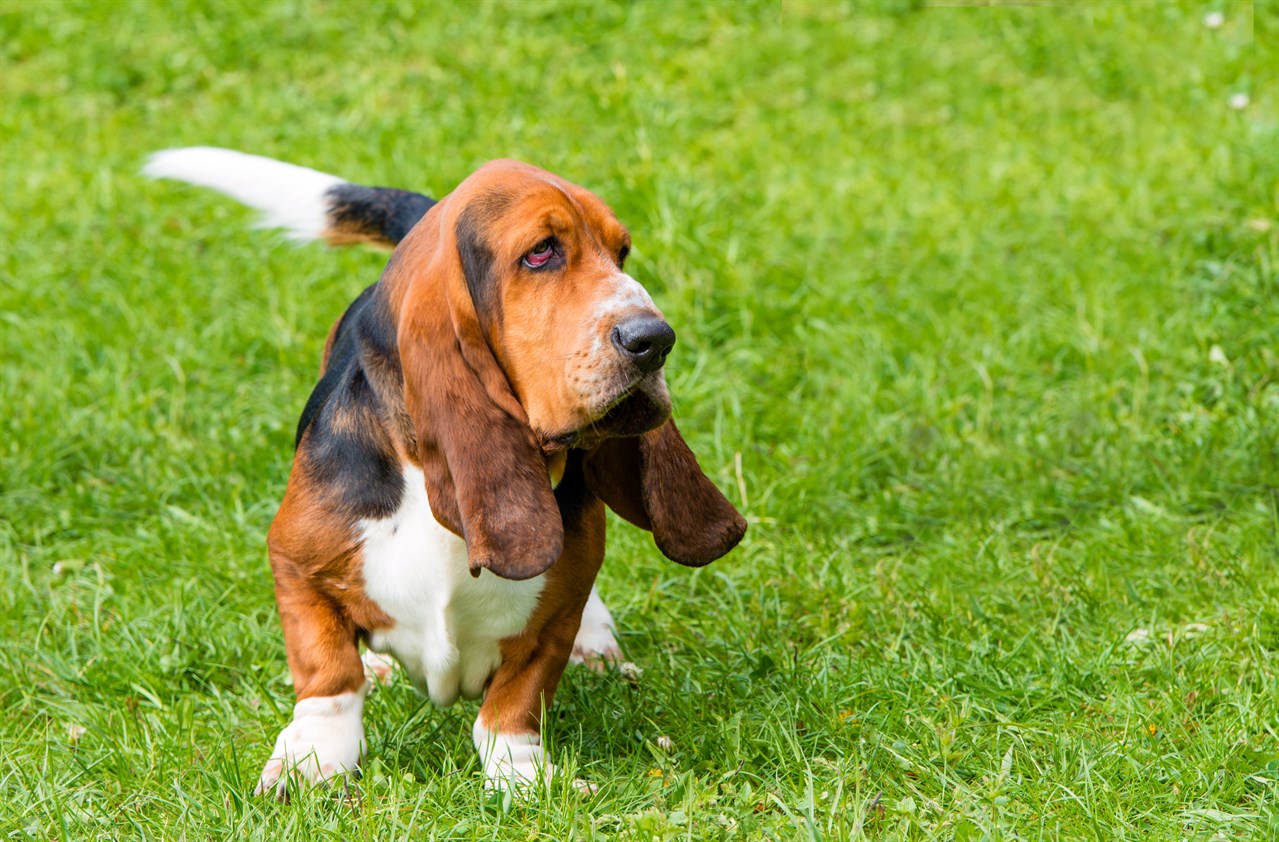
[592,272,658,320]
[361,650,397,686]
[369,601,625,687]
[573,271,665,404]
[473,719,551,789]
[262,465,627,790]
[571,586,624,666]
[142,146,344,241]
[255,687,367,797]
[360,466,546,708]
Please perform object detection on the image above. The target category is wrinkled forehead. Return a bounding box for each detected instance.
[455,162,628,254]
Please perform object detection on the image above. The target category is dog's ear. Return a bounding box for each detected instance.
[395,200,563,580]
[583,420,746,566]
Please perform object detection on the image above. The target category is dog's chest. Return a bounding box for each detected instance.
[358,466,545,707]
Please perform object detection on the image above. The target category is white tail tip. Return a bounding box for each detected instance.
[143,146,346,242]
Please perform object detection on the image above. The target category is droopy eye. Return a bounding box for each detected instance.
[618,244,630,267]
[522,238,556,269]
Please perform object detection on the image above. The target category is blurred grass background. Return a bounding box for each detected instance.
[1,0,1276,838]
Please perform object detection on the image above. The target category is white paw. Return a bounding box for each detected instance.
[473,719,553,791]
[255,687,367,799]
[361,650,397,686]
[570,586,626,671]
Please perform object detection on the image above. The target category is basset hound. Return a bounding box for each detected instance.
[145,148,746,795]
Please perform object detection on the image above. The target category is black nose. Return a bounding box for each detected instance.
[611,317,676,373]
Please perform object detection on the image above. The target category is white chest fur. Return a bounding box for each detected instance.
[359,466,545,707]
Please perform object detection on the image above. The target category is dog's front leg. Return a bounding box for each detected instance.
[473,609,583,790]
[255,559,369,799]
[473,504,604,790]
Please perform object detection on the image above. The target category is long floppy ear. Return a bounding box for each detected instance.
[583,419,746,566]
[394,201,563,580]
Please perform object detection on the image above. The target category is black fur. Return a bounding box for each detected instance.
[350,280,400,366]
[455,207,501,329]
[295,283,405,519]
[305,368,404,519]
[554,451,596,532]
[295,283,378,447]
[326,184,436,246]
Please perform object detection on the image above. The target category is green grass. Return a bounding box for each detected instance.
[2,0,1277,838]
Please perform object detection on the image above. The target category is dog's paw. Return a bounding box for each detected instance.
[255,688,367,800]
[361,650,397,687]
[570,630,624,671]
[571,616,641,680]
[473,720,554,792]
[570,587,632,673]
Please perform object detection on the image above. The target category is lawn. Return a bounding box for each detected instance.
[1,0,1276,838]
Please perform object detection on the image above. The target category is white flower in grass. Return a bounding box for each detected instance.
[1124,628,1151,645]
[1229,93,1250,110]
[67,723,87,743]
[1203,11,1224,29]
[655,735,674,752]
[618,661,643,680]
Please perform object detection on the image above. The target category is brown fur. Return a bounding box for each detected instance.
[265,159,746,777]
[480,497,607,736]
[584,419,748,566]
[382,160,659,581]
[267,445,394,700]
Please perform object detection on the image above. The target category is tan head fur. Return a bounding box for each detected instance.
[384,160,743,580]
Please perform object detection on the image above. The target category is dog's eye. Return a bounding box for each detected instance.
[618,244,630,268]
[522,238,556,270]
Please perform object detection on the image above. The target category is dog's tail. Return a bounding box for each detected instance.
[143,147,435,249]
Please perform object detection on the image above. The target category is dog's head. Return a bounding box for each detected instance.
[389,161,745,579]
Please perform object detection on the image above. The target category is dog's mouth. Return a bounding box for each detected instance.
[540,375,672,453]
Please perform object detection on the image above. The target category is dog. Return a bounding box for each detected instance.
[145,148,746,794]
